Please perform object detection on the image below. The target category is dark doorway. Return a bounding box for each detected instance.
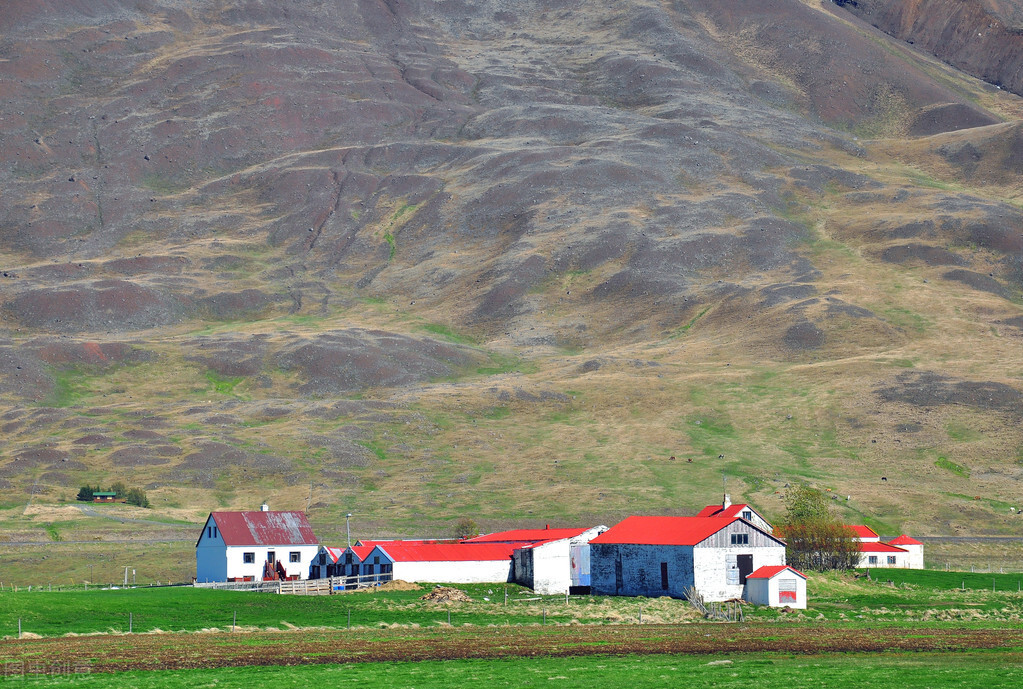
[737,554,753,584]
[660,562,669,590]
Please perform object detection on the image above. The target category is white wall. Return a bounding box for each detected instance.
[195,543,320,583]
[857,549,910,569]
[693,544,786,602]
[392,559,513,584]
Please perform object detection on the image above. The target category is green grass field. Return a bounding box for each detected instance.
[6,651,1023,688]
[3,570,1023,640]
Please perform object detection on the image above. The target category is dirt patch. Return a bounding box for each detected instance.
[4,281,179,333]
[880,244,967,267]
[876,371,1023,414]
[378,579,421,591]
[421,585,473,602]
[942,269,1010,298]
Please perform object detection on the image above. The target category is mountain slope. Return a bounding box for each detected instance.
[0,0,1021,541]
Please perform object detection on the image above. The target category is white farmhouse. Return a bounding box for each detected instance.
[589,516,786,602]
[744,565,807,609]
[195,506,320,583]
[856,541,911,569]
[887,535,924,569]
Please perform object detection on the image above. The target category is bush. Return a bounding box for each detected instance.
[125,487,150,508]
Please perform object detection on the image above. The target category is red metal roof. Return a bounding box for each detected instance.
[209,511,318,547]
[374,543,517,563]
[695,504,753,519]
[321,546,345,563]
[590,516,755,546]
[463,527,591,543]
[859,542,907,553]
[848,525,880,540]
[357,539,459,547]
[888,534,922,545]
[747,565,806,580]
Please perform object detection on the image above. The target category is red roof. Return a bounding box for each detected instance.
[590,516,758,546]
[321,546,345,563]
[357,539,459,547]
[374,543,517,563]
[696,504,754,519]
[888,534,922,546]
[848,525,880,540]
[350,545,374,560]
[208,511,318,547]
[463,527,591,543]
[747,565,806,580]
[859,542,907,553]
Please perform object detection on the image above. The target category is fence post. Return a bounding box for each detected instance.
[233,611,237,632]
[504,587,508,606]
[129,612,133,634]
[448,610,451,626]
[543,608,546,625]
[347,609,351,630]
[639,605,642,624]
[18,618,22,639]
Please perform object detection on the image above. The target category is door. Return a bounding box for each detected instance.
[570,544,591,587]
[737,554,753,584]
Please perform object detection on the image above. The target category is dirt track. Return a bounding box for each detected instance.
[2,625,1021,673]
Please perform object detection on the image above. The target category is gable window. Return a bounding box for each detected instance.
[243,552,255,563]
[742,510,752,520]
[318,553,327,565]
[207,526,218,539]
[730,533,749,545]
[887,556,896,565]
[290,551,301,563]
[868,555,878,565]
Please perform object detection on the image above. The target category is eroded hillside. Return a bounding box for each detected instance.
[0,0,1021,542]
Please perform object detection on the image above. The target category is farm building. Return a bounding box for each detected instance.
[744,565,807,609]
[364,543,517,584]
[696,494,774,533]
[887,535,924,569]
[857,541,912,569]
[464,525,608,595]
[847,525,923,569]
[589,516,786,602]
[195,506,320,583]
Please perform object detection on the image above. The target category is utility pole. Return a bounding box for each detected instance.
[346,513,353,548]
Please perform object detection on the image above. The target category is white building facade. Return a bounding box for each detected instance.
[589,516,787,602]
[195,509,320,583]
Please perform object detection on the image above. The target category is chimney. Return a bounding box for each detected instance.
[722,493,731,509]
[260,502,269,512]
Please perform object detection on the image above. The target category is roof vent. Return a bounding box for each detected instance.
[260,502,269,512]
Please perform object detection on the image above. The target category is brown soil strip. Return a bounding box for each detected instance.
[1,625,1020,673]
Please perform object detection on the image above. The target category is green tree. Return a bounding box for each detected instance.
[777,484,859,571]
[454,517,479,540]
[76,485,95,502]
[125,487,150,508]
[110,481,127,498]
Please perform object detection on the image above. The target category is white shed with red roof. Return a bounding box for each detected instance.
[744,565,807,609]
[589,516,786,602]
[195,507,319,583]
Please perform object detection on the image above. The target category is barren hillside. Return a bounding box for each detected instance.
[1,0,1021,546]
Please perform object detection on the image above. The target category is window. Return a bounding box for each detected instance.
[207,526,218,539]
[346,553,353,564]
[726,555,739,585]
[373,557,380,564]
[742,510,752,521]
[267,551,276,564]
[868,555,878,565]
[887,556,896,565]
[243,552,255,563]
[318,553,326,565]
[362,563,373,575]
[290,551,301,563]
[730,533,749,545]
[381,564,392,574]
[660,562,669,590]
[778,579,797,603]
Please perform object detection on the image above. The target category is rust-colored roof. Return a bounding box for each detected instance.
[747,565,806,580]
[209,511,318,546]
[590,516,766,547]
[373,543,517,563]
[463,527,592,543]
